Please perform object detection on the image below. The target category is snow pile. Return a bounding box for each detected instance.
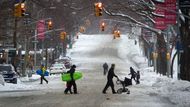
[0,75,5,86]
[152,78,190,106]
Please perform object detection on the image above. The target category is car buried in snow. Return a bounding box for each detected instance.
[0,64,18,84]
[49,63,67,75]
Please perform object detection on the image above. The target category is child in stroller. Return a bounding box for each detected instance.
[116,77,132,94]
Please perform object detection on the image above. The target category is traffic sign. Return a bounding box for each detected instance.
[32,40,38,43]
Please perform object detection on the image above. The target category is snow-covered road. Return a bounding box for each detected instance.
[0,34,190,107]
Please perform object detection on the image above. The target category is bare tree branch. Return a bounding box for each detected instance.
[103,7,163,35]
[136,12,155,24]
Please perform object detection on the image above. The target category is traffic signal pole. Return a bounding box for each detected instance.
[34,29,37,71]
[13,18,18,48]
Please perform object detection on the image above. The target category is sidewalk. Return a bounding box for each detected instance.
[19,74,41,82]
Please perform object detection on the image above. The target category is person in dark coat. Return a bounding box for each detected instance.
[64,70,73,94]
[102,64,118,94]
[128,67,136,83]
[103,62,108,75]
[136,71,140,84]
[64,65,78,94]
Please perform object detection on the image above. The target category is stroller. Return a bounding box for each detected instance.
[116,77,132,94]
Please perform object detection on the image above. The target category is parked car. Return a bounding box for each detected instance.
[0,64,18,84]
[58,56,72,69]
[49,63,67,75]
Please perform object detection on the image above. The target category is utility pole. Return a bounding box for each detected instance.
[23,34,28,77]
[176,0,181,80]
[13,18,18,49]
[34,29,37,71]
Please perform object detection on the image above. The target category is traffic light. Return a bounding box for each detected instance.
[79,26,85,33]
[94,2,103,16]
[117,30,120,37]
[60,32,66,40]
[113,30,120,39]
[48,20,53,30]
[14,3,21,17]
[14,3,26,17]
[166,52,170,60]
[100,22,105,31]
[21,3,26,16]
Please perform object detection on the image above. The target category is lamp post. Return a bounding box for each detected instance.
[33,7,56,71]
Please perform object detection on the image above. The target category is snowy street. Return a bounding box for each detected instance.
[0,34,190,107]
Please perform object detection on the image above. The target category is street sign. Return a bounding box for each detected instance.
[154,3,166,30]
[165,0,177,24]
[153,0,177,30]
[154,18,166,30]
[154,0,165,3]
[32,40,38,43]
[37,20,45,40]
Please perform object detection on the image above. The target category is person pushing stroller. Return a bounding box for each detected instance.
[102,64,118,94]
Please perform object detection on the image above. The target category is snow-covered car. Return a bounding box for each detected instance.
[57,56,72,69]
[49,63,67,75]
[0,64,18,84]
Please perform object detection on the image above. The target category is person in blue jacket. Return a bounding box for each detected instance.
[40,64,48,84]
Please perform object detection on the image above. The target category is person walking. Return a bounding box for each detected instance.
[102,64,118,94]
[64,65,78,94]
[40,64,48,84]
[136,71,140,84]
[64,70,73,94]
[128,67,136,83]
[103,62,108,75]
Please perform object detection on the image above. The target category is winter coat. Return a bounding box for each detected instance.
[107,67,118,80]
[68,67,75,81]
[103,63,108,69]
[129,67,136,78]
[136,72,140,79]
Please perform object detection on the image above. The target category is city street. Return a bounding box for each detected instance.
[0,34,188,107]
[1,0,190,107]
